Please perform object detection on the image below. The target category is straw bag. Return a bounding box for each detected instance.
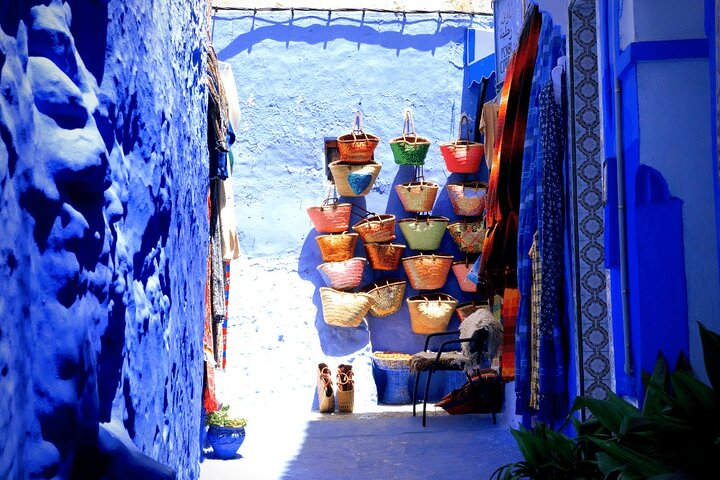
[407,293,458,334]
[447,220,486,254]
[389,111,431,166]
[398,216,449,251]
[316,257,366,290]
[329,160,382,197]
[306,188,352,233]
[320,287,373,328]
[402,253,453,290]
[362,279,407,317]
[395,180,439,213]
[455,300,490,322]
[451,260,478,292]
[337,112,380,164]
[439,115,484,173]
[447,181,488,217]
[315,232,359,262]
[364,242,405,271]
[352,214,396,243]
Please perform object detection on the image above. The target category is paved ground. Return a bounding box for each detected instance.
[199,407,521,480]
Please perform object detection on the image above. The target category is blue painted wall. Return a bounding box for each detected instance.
[0,1,207,478]
[212,11,495,411]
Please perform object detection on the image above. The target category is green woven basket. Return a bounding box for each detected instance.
[398,216,449,251]
[389,111,431,166]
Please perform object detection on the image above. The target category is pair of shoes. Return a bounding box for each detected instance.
[336,364,354,413]
[317,363,335,413]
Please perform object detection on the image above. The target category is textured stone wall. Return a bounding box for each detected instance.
[0,1,208,478]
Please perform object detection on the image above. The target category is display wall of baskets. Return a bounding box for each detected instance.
[402,253,453,290]
[451,261,478,293]
[439,115,484,174]
[307,202,352,233]
[329,160,382,197]
[336,112,380,164]
[407,293,458,334]
[398,216,449,251]
[319,287,373,328]
[361,279,407,317]
[364,242,405,271]
[315,232,359,262]
[447,220,486,254]
[454,300,490,323]
[352,214,396,243]
[394,181,439,213]
[316,257,366,290]
[447,181,488,217]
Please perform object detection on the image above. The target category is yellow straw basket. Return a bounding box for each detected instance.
[319,288,373,328]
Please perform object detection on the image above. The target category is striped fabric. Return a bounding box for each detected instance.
[500,288,520,381]
[529,233,541,410]
[222,260,230,370]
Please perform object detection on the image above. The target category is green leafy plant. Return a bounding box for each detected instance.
[206,405,247,428]
[492,322,720,480]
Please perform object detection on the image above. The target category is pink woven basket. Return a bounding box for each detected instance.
[317,257,366,290]
[307,202,352,233]
[451,261,478,292]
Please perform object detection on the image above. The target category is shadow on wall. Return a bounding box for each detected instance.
[215,13,474,58]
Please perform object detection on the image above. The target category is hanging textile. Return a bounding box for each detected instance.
[222,260,230,370]
[514,15,565,417]
[480,102,500,170]
[210,178,226,368]
[202,247,218,411]
[500,288,520,381]
[529,233,541,409]
[208,46,231,180]
[480,4,542,293]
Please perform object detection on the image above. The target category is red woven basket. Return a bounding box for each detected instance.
[440,115,483,173]
[307,202,352,233]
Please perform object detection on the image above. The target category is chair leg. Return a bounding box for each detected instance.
[412,371,421,417]
[422,369,434,427]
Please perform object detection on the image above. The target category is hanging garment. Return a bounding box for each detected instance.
[500,288,520,381]
[218,61,241,134]
[529,232,541,410]
[208,46,231,180]
[219,175,241,260]
[536,76,568,424]
[222,260,230,370]
[480,101,500,169]
[210,179,226,365]
[481,5,542,293]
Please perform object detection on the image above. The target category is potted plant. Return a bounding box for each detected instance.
[206,405,247,460]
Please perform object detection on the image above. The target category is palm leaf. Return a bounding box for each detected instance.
[699,322,720,393]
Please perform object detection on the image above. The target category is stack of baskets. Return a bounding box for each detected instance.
[329,111,382,197]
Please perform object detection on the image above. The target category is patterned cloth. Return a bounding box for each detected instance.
[210,178,226,366]
[529,232,541,409]
[500,288,520,381]
[514,14,565,416]
[222,260,230,370]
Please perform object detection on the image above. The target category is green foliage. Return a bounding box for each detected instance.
[491,322,720,480]
[206,405,247,428]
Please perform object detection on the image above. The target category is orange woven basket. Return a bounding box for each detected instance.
[455,300,490,322]
[317,257,366,290]
[447,181,488,217]
[394,181,439,213]
[439,115,483,173]
[402,253,453,290]
[337,111,380,164]
[407,293,458,334]
[307,202,352,233]
[316,232,359,262]
[352,214,396,243]
[451,261,478,292]
[364,242,406,271]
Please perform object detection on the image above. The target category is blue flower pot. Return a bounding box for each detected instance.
[207,425,246,459]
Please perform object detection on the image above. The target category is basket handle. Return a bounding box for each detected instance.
[321,184,340,209]
[414,165,426,183]
[456,114,471,144]
[402,110,419,144]
[351,111,370,141]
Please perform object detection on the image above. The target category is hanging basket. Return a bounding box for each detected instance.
[352,214,396,243]
[361,279,407,317]
[455,300,490,323]
[407,293,458,334]
[316,257,366,290]
[329,160,382,197]
[398,216,449,251]
[447,220,486,254]
[315,232,359,262]
[320,287,373,328]
[307,202,352,233]
[402,253,453,290]
[439,115,484,173]
[451,261,478,292]
[389,111,431,166]
[336,111,380,164]
[447,181,488,217]
[364,242,406,271]
[394,181,439,213]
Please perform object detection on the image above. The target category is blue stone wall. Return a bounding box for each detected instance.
[0,1,208,478]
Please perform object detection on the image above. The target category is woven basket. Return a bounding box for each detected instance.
[371,351,413,370]
[439,115,483,173]
[451,261,478,292]
[316,257,366,290]
[337,389,354,412]
[352,214,396,243]
[402,253,453,290]
[398,216,449,251]
[447,220,486,254]
[364,242,405,271]
[395,181,439,213]
[329,160,382,197]
[307,202,352,233]
[362,279,407,317]
[315,232,359,262]
[455,300,490,322]
[407,293,458,334]
[447,182,488,217]
[389,111,430,166]
[337,111,380,164]
[319,287,373,328]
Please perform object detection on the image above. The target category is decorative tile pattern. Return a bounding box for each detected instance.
[568,0,613,399]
